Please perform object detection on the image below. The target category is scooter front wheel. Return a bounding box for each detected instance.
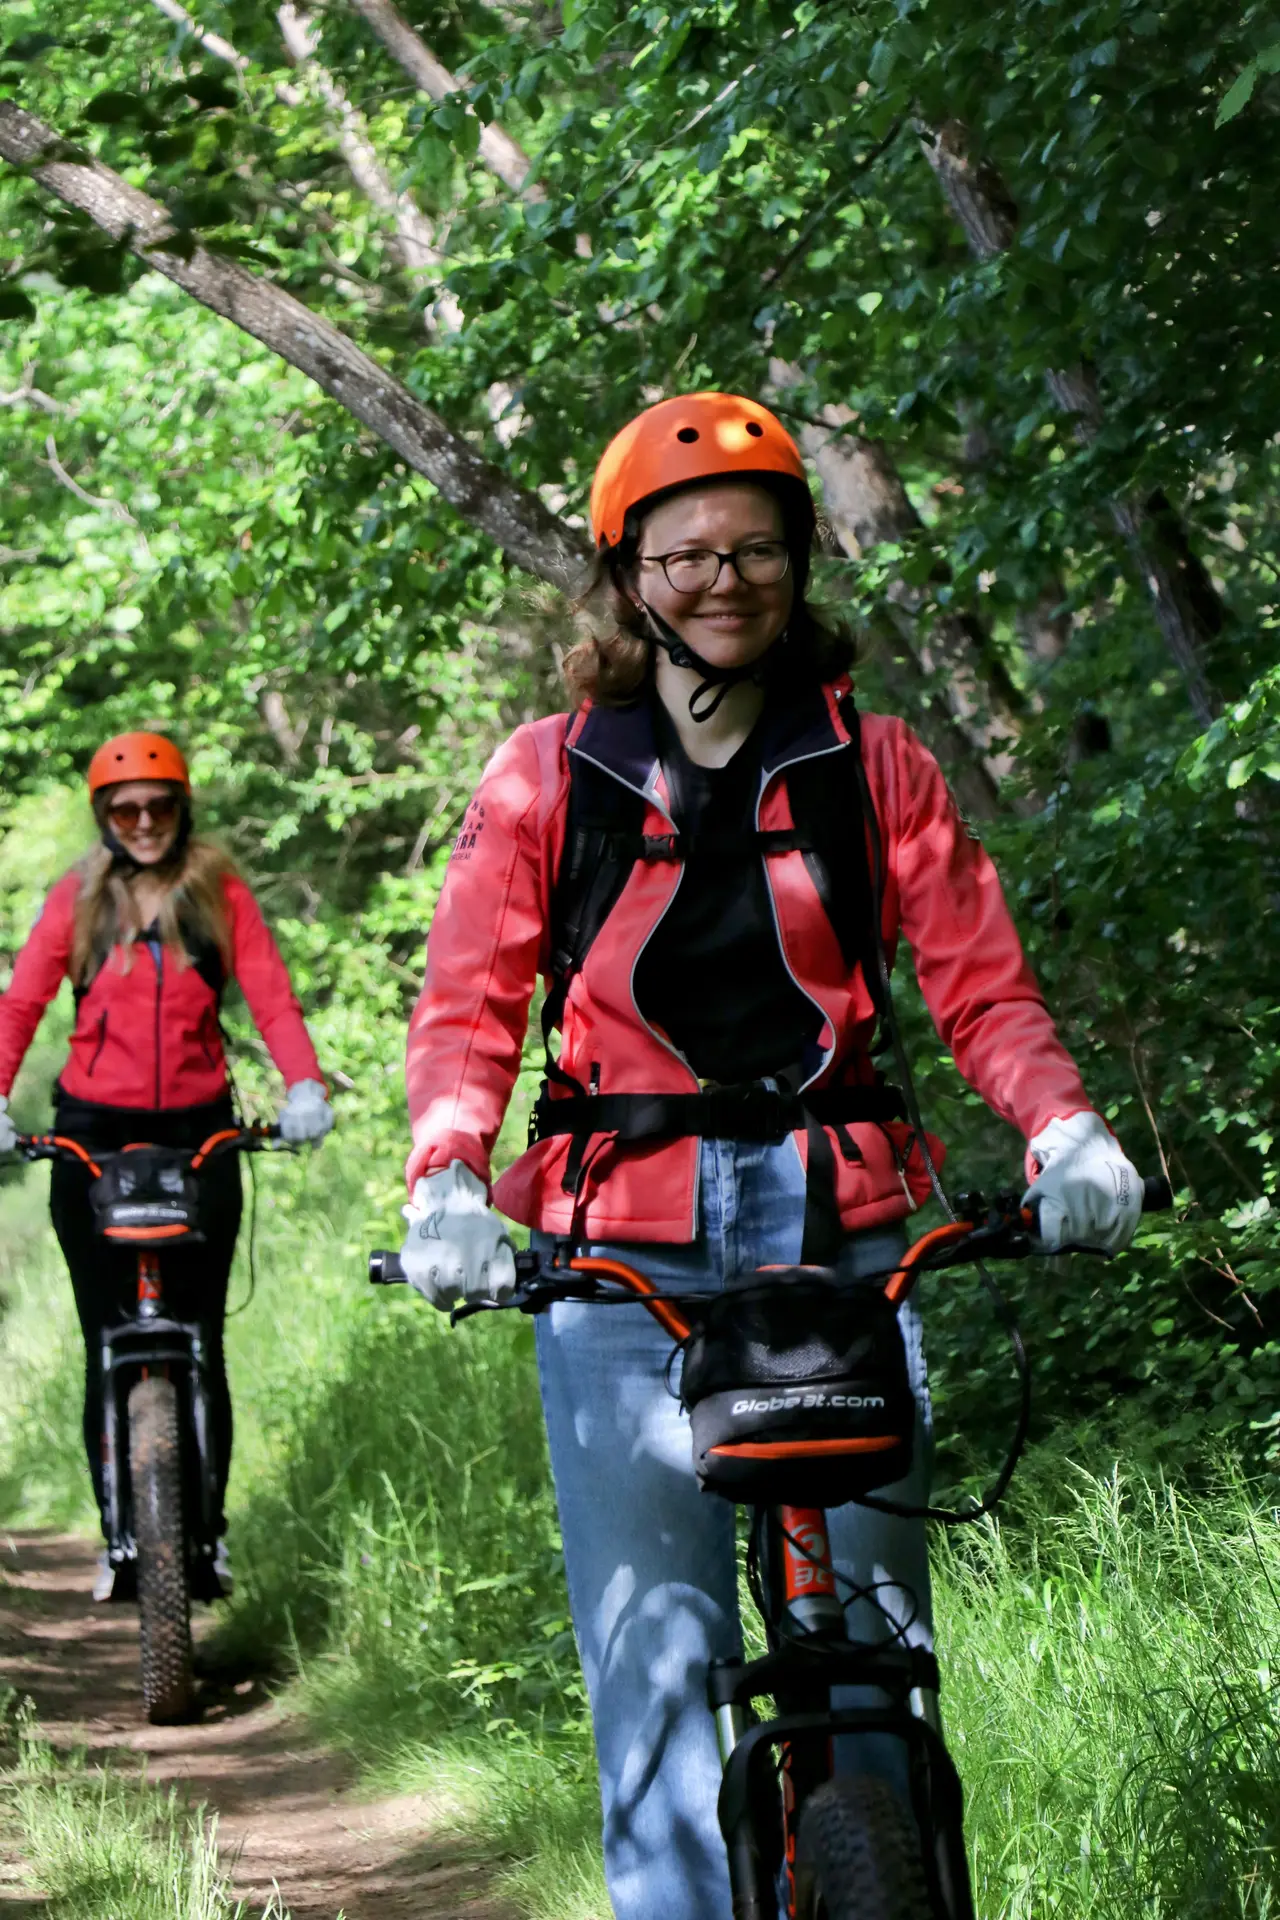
[128,1375,197,1725]
[793,1774,932,1920]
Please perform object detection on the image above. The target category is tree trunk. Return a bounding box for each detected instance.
[919,117,1225,727]
[0,101,586,591]
[770,367,1019,817]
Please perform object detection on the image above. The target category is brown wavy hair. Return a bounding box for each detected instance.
[70,792,236,988]
[562,480,856,709]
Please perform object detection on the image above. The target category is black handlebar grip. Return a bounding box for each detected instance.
[369,1249,406,1285]
[1141,1174,1173,1213]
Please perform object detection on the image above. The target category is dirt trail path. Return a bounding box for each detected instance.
[0,1530,513,1919]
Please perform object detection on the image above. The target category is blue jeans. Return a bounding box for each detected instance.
[533,1133,933,1920]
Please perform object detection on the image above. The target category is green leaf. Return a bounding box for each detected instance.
[867,38,897,85]
[5,31,60,60]
[83,89,145,125]
[1130,135,1177,177]
[183,72,238,110]
[1217,65,1257,126]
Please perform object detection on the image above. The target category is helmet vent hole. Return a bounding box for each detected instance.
[745,421,764,437]
[676,427,699,444]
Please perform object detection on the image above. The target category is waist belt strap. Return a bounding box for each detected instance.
[531,1080,907,1146]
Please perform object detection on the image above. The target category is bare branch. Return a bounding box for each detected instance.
[0,100,587,589]
[43,433,136,522]
[148,0,304,107]
[0,362,63,415]
[347,0,544,199]
[276,1,459,328]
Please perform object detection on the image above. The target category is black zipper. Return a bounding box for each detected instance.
[87,1009,108,1077]
[153,945,163,1108]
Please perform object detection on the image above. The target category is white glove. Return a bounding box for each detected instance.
[0,1097,15,1154]
[399,1159,517,1311]
[1023,1110,1142,1254]
[277,1079,336,1144]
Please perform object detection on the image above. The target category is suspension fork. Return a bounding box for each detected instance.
[773,1506,843,1916]
[137,1250,163,1325]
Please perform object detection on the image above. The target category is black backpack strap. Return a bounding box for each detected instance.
[784,694,885,1019]
[540,739,652,1168]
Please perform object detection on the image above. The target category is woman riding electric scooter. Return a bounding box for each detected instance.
[397,394,1142,1920]
[0,731,334,1599]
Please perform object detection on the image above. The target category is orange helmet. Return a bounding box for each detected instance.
[590,393,811,551]
[88,732,190,796]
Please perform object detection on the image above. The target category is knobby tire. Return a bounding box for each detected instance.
[793,1774,932,1920]
[127,1374,197,1725]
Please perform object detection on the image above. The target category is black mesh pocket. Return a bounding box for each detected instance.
[679,1269,914,1506]
[88,1148,203,1244]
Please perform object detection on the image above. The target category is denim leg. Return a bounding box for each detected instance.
[534,1138,934,1920]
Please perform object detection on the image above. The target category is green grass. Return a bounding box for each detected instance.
[0,1696,288,1918]
[2,1151,1280,1919]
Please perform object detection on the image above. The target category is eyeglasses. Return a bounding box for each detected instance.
[107,796,180,831]
[638,541,792,595]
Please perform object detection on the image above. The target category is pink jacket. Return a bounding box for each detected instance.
[0,869,323,1109]
[406,682,1092,1241]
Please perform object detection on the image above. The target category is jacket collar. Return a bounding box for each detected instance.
[566,673,854,796]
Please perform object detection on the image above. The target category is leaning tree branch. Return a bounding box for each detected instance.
[918,117,1224,728]
[0,101,587,589]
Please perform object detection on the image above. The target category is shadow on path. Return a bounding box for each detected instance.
[0,1531,512,1920]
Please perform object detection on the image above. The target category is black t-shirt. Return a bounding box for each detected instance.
[633,703,821,1083]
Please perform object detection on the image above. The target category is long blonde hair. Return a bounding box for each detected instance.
[70,829,237,989]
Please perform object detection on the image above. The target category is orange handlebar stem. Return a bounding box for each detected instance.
[191,1127,246,1170]
[33,1134,102,1179]
[883,1221,974,1305]
[568,1256,693,1342]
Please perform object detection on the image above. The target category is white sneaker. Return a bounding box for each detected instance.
[213,1539,233,1598]
[92,1552,115,1603]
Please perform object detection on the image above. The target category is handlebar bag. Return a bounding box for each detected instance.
[679,1268,914,1506]
[88,1148,204,1244]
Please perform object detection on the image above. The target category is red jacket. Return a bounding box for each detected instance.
[0,869,322,1109]
[406,682,1092,1241]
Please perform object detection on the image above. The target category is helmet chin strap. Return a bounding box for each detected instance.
[639,599,778,723]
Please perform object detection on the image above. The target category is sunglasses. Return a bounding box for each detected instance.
[107,796,181,831]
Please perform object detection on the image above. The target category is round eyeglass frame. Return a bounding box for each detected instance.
[638,541,792,595]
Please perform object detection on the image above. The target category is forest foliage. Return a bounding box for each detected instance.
[2,0,1280,1469]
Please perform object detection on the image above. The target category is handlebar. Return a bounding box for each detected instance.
[14,1124,289,1180]
[368,1171,1174,1337]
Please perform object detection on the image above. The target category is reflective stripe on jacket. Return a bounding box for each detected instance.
[0,870,322,1108]
[405,679,1092,1242]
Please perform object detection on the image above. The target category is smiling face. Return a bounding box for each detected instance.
[103,781,183,866]
[631,482,795,671]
